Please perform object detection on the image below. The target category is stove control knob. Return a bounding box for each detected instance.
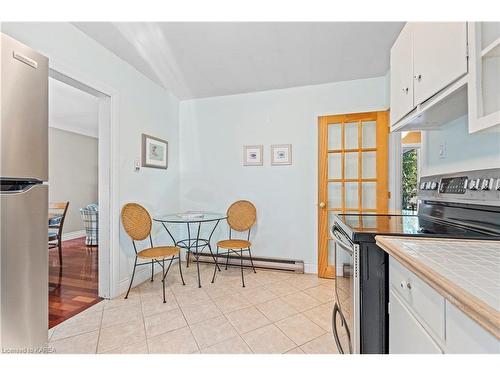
[420,182,426,190]
[430,181,438,190]
[481,178,493,191]
[469,179,480,190]
[496,179,500,191]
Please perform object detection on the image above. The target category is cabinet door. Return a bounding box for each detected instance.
[413,22,468,105]
[390,24,414,125]
[468,22,500,133]
[389,290,443,354]
[445,302,500,354]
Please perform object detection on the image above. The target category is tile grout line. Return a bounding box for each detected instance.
[168,279,202,353]
[95,303,105,354]
[139,288,151,354]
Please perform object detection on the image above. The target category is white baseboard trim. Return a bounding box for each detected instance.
[303,263,318,274]
[336,265,344,277]
[62,230,86,241]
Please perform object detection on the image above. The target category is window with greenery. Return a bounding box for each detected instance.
[402,148,418,212]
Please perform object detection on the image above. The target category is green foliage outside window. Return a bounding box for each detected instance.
[402,149,418,211]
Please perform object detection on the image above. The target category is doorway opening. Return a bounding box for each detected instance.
[401,131,421,214]
[47,77,100,327]
[47,67,114,327]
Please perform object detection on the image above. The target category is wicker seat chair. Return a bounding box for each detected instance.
[121,203,185,303]
[211,200,257,287]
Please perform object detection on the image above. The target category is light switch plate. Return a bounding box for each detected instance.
[134,159,141,171]
[439,142,447,159]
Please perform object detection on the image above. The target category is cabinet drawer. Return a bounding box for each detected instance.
[445,301,500,354]
[389,290,443,354]
[389,256,445,342]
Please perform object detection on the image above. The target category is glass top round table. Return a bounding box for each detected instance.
[153,212,227,223]
[153,212,227,287]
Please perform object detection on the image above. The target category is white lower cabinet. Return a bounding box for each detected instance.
[389,290,443,354]
[389,256,500,354]
[445,302,500,354]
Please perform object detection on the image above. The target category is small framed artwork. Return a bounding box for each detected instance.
[243,145,263,166]
[271,144,292,165]
[142,134,168,169]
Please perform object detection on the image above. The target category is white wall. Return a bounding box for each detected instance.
[421,115,500,176]
[48,127,98,234]
[1,23,181,295]
[179,77,389,271]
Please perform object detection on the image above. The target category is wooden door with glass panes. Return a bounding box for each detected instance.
[318,111,389,278]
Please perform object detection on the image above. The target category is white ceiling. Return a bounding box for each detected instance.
[49,77,99,137]
[73,22,404,100]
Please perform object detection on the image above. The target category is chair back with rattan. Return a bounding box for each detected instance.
[121,203,152,241]
[226,200,256,232]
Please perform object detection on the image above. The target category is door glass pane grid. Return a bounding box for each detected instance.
[327,118,379,214]
[328,123,342,150]
[344,122,358,149]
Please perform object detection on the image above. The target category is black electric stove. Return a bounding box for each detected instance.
[331,168,500,354]
[335,210,500,243]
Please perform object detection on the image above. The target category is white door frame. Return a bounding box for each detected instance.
[48,58,120,299]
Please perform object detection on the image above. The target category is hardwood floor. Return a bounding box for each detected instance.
[49,237,101,328]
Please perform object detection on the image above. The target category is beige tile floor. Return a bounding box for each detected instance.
[48,262,344,354]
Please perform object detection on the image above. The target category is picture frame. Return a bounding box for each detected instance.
[271,144,292,165]
[243,145,263,166]
[142,133,168,169]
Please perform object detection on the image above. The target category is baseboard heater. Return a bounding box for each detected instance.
[193,253,304,273]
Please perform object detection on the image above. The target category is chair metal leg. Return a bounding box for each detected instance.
[225,248,230,270]
[240,249,245,287]
[58,238,63,266]
[248,247,257,273]
[162,275,166,303]
[161,256,175,303]
[125,257,137,299]
[196,254,201,288]
[207,242,221,272]
[211,246,219,283]
[151,260,154,282]
[178,253,186,285]
[186,250,191,268]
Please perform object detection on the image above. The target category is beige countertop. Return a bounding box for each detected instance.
[375,236,500,339]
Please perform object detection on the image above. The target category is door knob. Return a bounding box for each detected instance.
[319,202,326,208]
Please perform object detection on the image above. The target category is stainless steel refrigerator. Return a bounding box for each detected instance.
[1,33,49,351]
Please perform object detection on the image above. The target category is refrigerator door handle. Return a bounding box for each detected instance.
[0,181,44,194]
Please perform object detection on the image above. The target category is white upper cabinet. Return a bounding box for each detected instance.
[467,22,500,133]
[412,22,468,105]
[390,22,469,129]
[390,24,414,125]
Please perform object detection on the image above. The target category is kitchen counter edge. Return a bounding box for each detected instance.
[375,235,500,339]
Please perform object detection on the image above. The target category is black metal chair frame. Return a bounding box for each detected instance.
[124,234,185,303]
[211,227,256,287]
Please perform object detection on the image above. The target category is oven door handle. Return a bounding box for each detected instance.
[332,302,353,354]
[332,228,354,256]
